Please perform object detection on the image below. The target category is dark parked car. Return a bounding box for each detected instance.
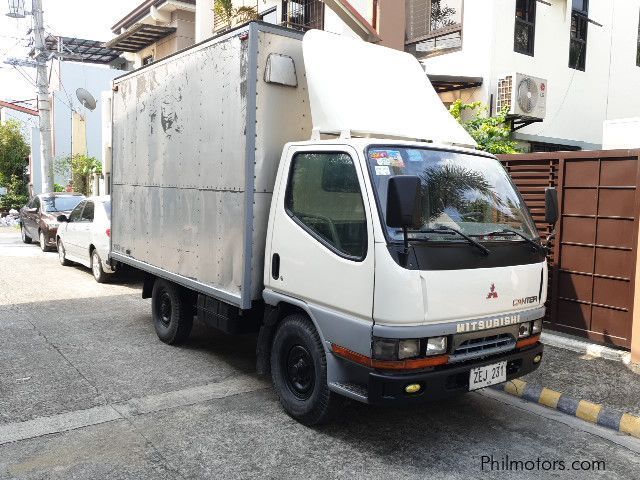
[20,193,85,251]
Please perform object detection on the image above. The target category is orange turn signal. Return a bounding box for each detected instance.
[516,334,541,349]
[331,344,449,371]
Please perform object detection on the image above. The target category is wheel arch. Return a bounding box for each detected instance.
[256,294,328,376]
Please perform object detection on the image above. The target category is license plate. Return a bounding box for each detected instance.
[469,361,507,391]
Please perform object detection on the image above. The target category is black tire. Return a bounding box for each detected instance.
[91,249,109,284]
[39,230,50,252]
[21,224,32,244]
[57,239,71,266]
[270,313,340,425]
[151,279,193,345]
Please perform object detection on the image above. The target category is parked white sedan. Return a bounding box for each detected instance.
[56,195,115,283]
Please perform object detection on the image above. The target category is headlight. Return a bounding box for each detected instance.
[532,319,543,334]
[398,339,420,360]
[518,322,531,338]
[372,337,397,360]
[426,336,447,356]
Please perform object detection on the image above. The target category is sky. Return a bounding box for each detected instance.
[0,0,137,104]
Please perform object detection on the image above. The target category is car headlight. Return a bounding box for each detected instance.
[426,336,447,356]
[398,339,420,360]
[372,337,397,360]
[518,322,531,338]
[532,318,543,334]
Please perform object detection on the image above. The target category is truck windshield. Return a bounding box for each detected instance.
[367,147,538,243]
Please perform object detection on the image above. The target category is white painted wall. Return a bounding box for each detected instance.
[421,0,640,149]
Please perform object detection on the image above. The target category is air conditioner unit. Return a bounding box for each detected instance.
[496,73,547,120]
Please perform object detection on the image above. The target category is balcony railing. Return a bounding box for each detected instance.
[213,0,325,33]
[281,0,325,31]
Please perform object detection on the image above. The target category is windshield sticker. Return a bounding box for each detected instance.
[376,158,392,166]
[375,165,391,176]
[387,151,404,168]
[407,150,422,162]
[370,151,389,159]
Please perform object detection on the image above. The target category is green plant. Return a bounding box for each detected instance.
[449,100,520,155]
[0,120,29,188]
[0,174,29,211]
[213,0,257,28]
[53,183,64,192]
[54,154,102,196]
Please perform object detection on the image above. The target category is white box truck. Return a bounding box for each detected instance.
[109,22,556,425]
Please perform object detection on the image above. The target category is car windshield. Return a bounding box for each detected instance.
[367,147,538,242]
[42,196,83,213]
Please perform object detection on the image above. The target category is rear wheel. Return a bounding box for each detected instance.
[151,279,193,345]
[57,239,70,266]
[21,225,32,244]
[270,313,340,425]
[91,250,109,283]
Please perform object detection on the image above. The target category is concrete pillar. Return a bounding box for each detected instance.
[196,0,215,42]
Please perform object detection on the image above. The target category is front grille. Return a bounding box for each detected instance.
[450,333,516,363]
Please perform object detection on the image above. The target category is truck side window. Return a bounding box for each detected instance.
[285,152,367,260]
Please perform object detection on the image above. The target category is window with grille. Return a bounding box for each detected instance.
[569,0,588,71]
[405,0,463,57]
[281,0,325,31]
[514,0,536,56]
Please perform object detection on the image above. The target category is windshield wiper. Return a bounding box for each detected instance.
[398,225,491,256]
[473,228,545,253]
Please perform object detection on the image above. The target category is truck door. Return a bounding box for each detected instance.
[268,147,375,321]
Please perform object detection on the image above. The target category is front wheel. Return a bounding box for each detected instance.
[57,239,70,266]
[21,225,32,244]
[39,231,50,252]
[151,279,193,345]
[270,314,340,425]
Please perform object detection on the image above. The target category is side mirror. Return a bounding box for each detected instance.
[57,214,69,223]
[545,187,559,225]
[386,176,423,229]
[27,207,37,213]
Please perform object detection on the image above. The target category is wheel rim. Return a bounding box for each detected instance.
[284,344,315,400]
[21,226,25,241]
[39,232,45,249]
[159,292,172,327]
[58,243,65,263]
[92,253,100,278]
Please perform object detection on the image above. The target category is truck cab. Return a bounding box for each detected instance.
[261,138,549,423]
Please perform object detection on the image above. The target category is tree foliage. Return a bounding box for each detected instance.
[213,0,257,28]
[0,120,29,187]
[449,100,520,155]
[54,154,102,196]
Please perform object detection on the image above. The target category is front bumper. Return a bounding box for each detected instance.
[41,227,58,247]
[338,343,543,406]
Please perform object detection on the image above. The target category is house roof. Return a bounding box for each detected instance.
[44,36,123,64]
[105,23,178,52]
[111,0,196,33]
[0,100,38,116]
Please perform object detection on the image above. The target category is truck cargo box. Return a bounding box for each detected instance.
[111,23,310,309]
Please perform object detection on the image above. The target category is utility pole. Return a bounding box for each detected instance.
[32,0,53,193]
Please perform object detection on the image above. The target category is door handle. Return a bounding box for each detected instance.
[272,253,280,280]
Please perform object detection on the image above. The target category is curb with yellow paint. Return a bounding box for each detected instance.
[492,379,640,439]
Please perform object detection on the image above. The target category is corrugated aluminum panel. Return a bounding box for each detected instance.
[111,23,307,308]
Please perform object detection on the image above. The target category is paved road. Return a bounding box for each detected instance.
[0,226,638,479]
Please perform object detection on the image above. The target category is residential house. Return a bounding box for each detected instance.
[405,0,640,151]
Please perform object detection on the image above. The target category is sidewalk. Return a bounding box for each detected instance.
[494,335,640,438]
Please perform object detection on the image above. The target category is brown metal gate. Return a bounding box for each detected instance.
[499,150,640,349]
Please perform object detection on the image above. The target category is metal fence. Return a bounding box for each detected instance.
[281,0,325,31]
[499,150,640,349]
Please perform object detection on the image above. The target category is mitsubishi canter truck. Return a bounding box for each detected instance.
[108,22,557,425]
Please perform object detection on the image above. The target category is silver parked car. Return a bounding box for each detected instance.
[56,196,114,283]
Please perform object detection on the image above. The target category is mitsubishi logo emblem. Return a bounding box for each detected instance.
[487,283,498,299]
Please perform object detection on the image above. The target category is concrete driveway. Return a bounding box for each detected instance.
[0,227,638,479]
